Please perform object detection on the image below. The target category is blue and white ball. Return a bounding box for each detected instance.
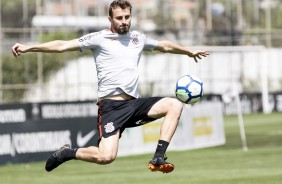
[175,75,204,104]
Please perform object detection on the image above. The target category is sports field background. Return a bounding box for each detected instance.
[0,112,282,184]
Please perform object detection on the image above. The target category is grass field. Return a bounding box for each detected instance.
[1,112,282,184]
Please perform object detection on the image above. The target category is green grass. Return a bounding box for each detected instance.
[1,112,282,184]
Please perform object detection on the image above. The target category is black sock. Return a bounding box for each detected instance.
[154,140,169,158]
[64,148,78,161]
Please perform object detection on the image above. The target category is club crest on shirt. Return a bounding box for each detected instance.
[104,122,115,133]
[131,34,139,45]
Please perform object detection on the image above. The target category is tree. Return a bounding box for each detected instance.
[1,0,36,28]
[2,31,84,103]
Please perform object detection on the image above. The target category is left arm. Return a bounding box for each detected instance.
[154,40,209,63]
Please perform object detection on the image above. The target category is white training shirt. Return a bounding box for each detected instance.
[77,29,159,98]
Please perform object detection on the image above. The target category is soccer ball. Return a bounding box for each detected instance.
[175,75,204,104]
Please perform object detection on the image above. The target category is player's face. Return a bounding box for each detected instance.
[109,7,131,34]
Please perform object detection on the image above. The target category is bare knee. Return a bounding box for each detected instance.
[148,97,183,119]
[167,98,183,115]
[97,153,116,165]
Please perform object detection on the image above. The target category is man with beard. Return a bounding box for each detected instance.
[12,0,209,173]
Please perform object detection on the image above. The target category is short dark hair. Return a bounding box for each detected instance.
[109,0,132,17]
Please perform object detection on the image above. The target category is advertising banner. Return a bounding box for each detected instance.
[0,101,99,165]
[118,102,225,156]
[1,92,282,165]
[0,103,32,123]
[0,118,98,165]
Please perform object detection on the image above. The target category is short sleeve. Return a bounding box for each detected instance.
[77,32,103,51]
[142,33,159,51]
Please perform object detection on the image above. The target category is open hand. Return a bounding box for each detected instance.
[188,51,209,63]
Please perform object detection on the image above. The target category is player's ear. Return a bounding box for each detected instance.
[108,16,112,23]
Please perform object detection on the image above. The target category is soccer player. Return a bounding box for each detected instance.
[12,0,209,173]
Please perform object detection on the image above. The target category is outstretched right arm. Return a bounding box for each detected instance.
[12,39,80,57]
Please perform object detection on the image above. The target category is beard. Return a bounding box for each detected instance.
[113,23,131,34]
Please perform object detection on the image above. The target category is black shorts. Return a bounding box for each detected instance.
[97,97,163,139]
